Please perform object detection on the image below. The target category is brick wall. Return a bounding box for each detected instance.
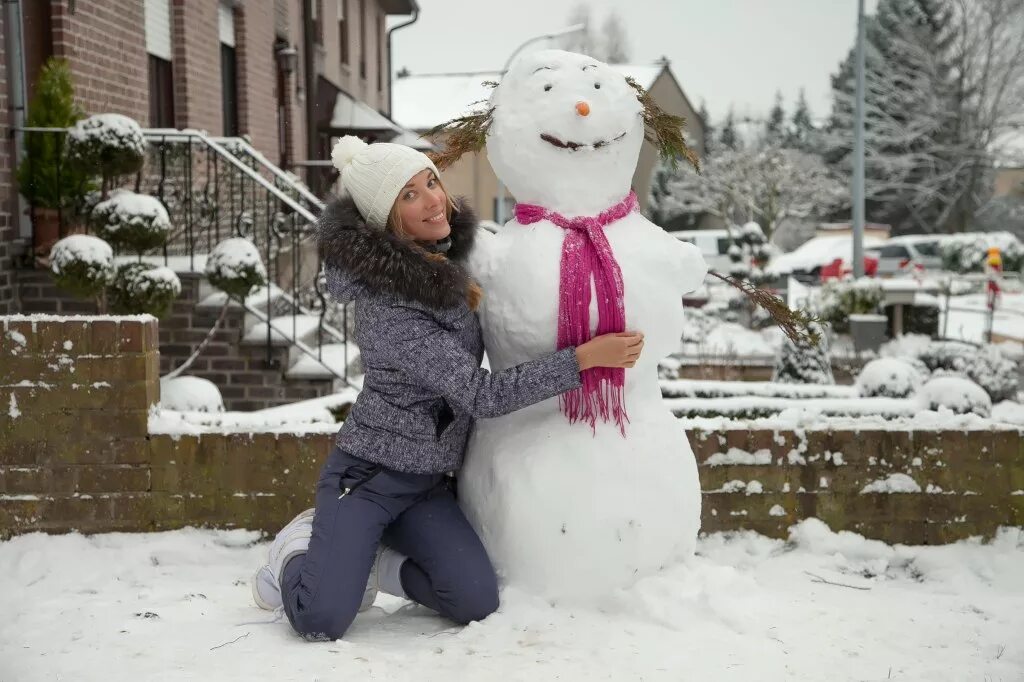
[1,317,1020,543]
[171,0,222,134]
[50,0,148,120]
[15,271,334,410]
[0,315,160,534]
[0,10,20,316]
[236,3,280,163]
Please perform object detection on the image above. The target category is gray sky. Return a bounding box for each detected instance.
[391,0,881,127]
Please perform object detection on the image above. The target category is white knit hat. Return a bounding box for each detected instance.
[331,136,439,230]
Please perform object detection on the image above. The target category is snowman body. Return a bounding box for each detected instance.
[459,50,708,601]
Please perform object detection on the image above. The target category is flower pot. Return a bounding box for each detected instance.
[849,313,888,354]
[30,207,85,268]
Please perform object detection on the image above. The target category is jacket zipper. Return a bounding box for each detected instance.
[338,464,384,500]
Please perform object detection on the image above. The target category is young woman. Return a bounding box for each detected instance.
[251,137,645,641]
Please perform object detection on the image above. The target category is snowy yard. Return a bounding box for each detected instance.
[2,522,1022,682]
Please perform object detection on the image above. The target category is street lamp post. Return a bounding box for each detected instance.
[852,0,867,278]
[493,23,586,225]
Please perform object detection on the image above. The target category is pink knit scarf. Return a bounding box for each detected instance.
[514,191,637,436]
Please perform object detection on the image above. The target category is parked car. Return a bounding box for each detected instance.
[768,234,887,283]
[668,229,733,272]
[867,236,943,276]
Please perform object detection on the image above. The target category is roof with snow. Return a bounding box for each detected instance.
[391,63,668,132]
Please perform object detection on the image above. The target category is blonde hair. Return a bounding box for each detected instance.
[387,175,483,311]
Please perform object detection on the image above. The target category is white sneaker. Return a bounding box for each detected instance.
[251,508,315,610]
[250,508,384,613]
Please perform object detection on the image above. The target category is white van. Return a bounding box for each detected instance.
[668,229,733,272]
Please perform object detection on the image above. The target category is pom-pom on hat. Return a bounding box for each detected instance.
[331,135,439,230]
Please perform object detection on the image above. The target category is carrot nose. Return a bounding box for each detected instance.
[575,101,591,116]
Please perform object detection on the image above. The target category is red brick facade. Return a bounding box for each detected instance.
[0,10,18,315]
[49,0,148,121]
[171,1,222,134]
[236,3,280,164]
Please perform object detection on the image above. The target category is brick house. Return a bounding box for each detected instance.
[0,0,420,409]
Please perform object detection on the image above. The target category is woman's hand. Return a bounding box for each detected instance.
[575,332,645,370]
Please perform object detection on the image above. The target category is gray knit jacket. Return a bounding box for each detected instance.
[316,196,582,474]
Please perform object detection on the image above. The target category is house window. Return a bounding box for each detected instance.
[358,0,366,79]
[220,2,239,136]
[313,0,323,45]
[338,0,348,66]
[221,44,239,136]
[376,14,383,92]
[145,0,174,127]
[148,55,175,127]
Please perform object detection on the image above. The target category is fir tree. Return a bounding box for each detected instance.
[772,322,834,385]
[698,101,714,156]
[765,90,785,144]
[785,88,815,152]
[719,108,740,151]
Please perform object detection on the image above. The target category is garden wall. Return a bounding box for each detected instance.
[2,315,1021,543]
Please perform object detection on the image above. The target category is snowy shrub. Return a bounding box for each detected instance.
[772,321,834,385]
[991,401,1024,426]
[159,376,224,412]
[205,238,267,299]
[817,278,884,334]
[915,341,1017,403]
[856,358,926,398]
[941,235,1024,274]
[109,262,181,318]
[90,191,171,252]
[916,376,992,417]
[67,113,147,181]
[49,234,113,298]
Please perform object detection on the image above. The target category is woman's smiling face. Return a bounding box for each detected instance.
[394,169,451,242]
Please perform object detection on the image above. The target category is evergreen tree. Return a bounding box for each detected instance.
[772,322,834,385]
[697,101,714,156]
[765,90,785,144]
[823,0,963,233]
[786,88,815,152]
[719,108,740,151]
[601,12,630,63]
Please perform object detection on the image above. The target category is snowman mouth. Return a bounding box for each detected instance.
[540,131,628,151]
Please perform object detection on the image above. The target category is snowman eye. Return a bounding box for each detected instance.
[544,84,553,92]
[594,83,601,89]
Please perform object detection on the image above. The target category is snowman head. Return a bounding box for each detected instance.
[425,49,699,218]
[485,50,643,215]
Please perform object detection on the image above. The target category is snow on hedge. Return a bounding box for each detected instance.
[49,234,113,271]
[856,358,926,399]
[205,238,268,299]
[92,191,171,237]
[67,113,146,156]
[916,376,992,417]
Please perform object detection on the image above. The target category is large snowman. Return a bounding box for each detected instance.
[443,50,708,602]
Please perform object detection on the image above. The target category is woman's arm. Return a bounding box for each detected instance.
[372,304,582,419]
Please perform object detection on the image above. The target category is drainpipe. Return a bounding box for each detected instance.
[301,0,317,187]
[385,2,418,118]
[5,0,30,239]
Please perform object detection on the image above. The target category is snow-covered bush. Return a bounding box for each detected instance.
[916,341,1017,403]
[159,376,224,412]
[817,278,884,334]
[67,113,146,182]
[49,234,113,298]
[205,238,267,299]
[855,357,926,398]
[860,473,922,494]
[941,234,1024,274]
[109,262,181,318]
[772,321,834,385]
[916,376,992,417]
[90,190,171,252]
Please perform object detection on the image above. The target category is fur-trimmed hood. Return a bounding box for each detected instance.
[316,195,478,309]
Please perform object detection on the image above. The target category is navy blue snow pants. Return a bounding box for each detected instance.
[280,447,499,641]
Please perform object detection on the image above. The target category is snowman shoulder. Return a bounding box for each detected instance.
[466,226,499,284]
[674,238,710,294]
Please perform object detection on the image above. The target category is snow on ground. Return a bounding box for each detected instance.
[940,291,1024,344]
[1,521,1021,681]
